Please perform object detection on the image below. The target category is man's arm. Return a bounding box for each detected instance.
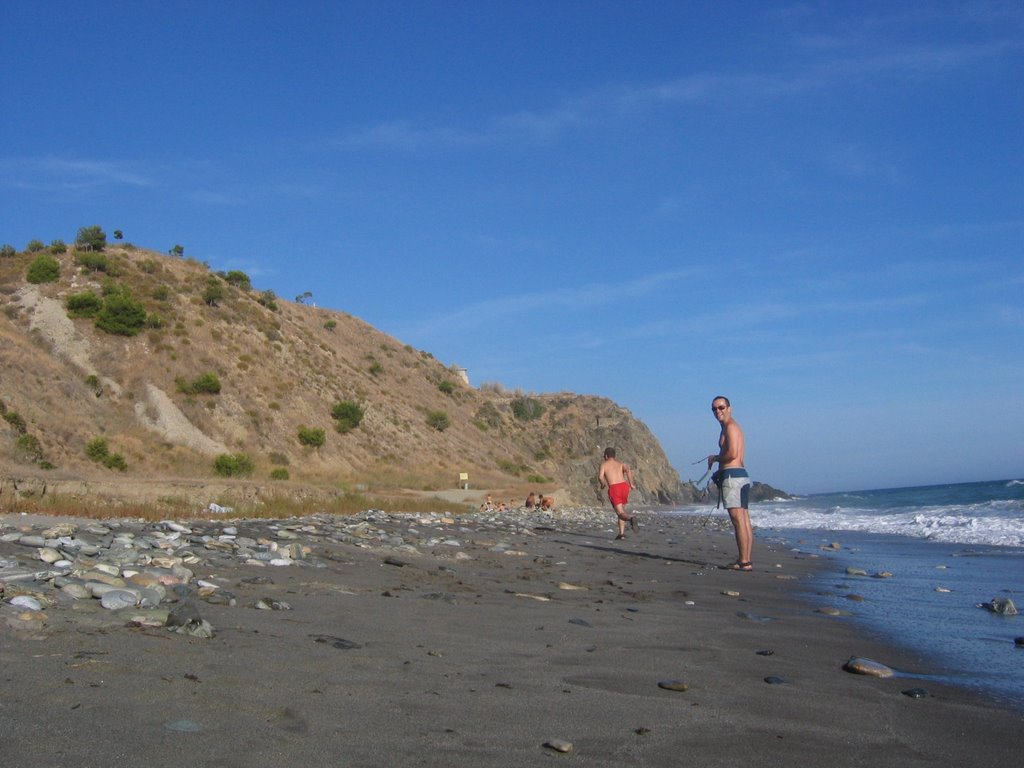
[624,464,635,488]
[597,463,606,489]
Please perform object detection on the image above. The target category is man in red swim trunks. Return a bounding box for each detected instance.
[598,447,637,540]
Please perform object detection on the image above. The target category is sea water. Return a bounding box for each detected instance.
[668,479,1024,709]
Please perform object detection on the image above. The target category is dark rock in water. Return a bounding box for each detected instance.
[383,556,409,567]
[310,634,362,650]
[764,676,786,685]
[902,687,930,699]
[755,649,775,656]
[981,597,1017,615]
[843,657,895,678]
[657,679,689,692]
[568,618,593,627]
[1015,637,1024,647]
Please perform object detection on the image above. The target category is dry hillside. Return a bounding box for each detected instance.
[0,237,697,511]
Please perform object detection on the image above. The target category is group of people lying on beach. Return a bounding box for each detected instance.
[479,492,555,513]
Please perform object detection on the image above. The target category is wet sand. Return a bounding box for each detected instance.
[2,510,1022,766]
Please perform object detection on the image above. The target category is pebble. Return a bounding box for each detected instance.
[845,567,868,576]
[902,687,930,699]
[100,589,141,610]
[657,679,689,692]
[543,739,574,753]
[843,657,895,678]
[10,595,42,611]
[764,676,786,685]
[721,590,740,597]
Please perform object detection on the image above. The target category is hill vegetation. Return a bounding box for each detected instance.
[0,228,702,515]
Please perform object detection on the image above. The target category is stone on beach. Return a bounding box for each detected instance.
[657,679,689,692]
[843,657,895,677]
[543,739,574,753]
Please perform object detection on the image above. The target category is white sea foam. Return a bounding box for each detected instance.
[668,498,1024,548]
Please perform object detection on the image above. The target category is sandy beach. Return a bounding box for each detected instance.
[2,508,1022,767]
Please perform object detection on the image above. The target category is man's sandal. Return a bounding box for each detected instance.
[728,561,753,571]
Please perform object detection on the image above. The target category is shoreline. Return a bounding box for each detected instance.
[3,507,1023,765]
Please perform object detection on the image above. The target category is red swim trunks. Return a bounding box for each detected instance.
[607,481,630,507]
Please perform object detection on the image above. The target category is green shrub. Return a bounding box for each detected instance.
[139,258,158,274]
[213,452,254,477]
[16,434,44,462]
[368,361,384,376]
[0,244,16,258]
[85,437,109,460]
[66,291,104,318]
[152,285,170,301]
[425,410,450,431]
[50,239,67,254]
[257,290,278,311]
[331,400,364,434]
[323,319,337,332]
[101,277,127,297]
[202,276,225,306]
[76,251,110,272]
[95,294,147,336]
[497,459,528,476]
[75,225,106,252]
[438,380,455,395]
[26,254,61,283]
[3,411,27,434]
[526,474,549,484]
[26,239,45,253]
[103,453,128,471]
[474,402,503,428]
[177,372,221,395]
[223,270,252,290]
[270,468,290,480]
[511,396,545,421]
[192,372,221,394]
[297,426,326,447]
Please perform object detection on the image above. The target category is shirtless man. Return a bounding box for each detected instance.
[598,447,637,540]
[707,396,753,570]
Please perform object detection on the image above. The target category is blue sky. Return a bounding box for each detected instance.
[3,1,1022,494]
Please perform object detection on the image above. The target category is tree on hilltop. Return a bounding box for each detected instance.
[75,225,107,252]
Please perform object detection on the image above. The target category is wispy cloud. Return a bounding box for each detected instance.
[823,142,903,183]
[405,267,698,338]
[0,156,153,190]
[325,30,1018,154]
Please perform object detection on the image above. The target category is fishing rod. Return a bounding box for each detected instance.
[689,457,718,526]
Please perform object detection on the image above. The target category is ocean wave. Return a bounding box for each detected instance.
[748,502,1024,547]
[665,498,1024,548]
